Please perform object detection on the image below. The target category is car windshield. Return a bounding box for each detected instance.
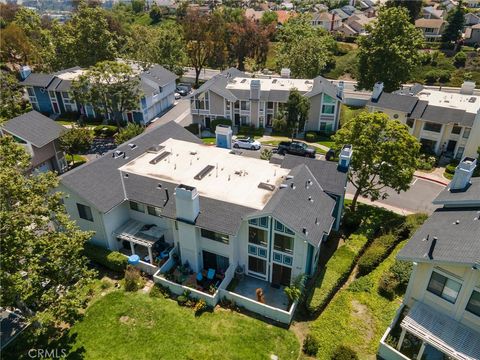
[240,138,252,143]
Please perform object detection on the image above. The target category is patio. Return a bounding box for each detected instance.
[231,276,289,310]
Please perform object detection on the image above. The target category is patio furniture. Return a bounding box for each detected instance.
[207,268,216,280]
[196,272,203,282]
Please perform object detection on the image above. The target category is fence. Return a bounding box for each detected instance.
[378,304,410,360]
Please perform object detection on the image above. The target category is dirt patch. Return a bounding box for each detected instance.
[290,321,311,358]
[119,315,136,325]
[350,300,374,344]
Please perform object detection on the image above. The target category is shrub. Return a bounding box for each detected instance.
[193,299,207,315]
[378,272,398,300]
[341,209,362,234]
[184,123,200,136]
[177,295,187,306]
[389,260,412,292]
[272,117,287,132]
[114,123,144,145]
[398,213,428,239]
[331,345,359,360]
[260,148,273,161]
[124,265,141,292]
[303,334,319,356]
[454,51,467,67]
[84,243,127,272]
[417,153,437,171]
[357,234,397,276]
[424,69,451,84]
[210,118,232,132]
[238,125,264,137]
[305,132,317,142]
[348,276,374,293]
[438,70,451,83]
[93,125,117,138]
[378,260,412,300]
[445,163,457,175]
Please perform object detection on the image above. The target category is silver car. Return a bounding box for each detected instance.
[233,137,261,150]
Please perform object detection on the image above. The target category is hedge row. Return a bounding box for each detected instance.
[307,234,369,313]
[238,125,264,137]
[84,243,127,273]
[210,118,232,132]
[378,260,413,300]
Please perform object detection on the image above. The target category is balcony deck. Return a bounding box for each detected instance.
[232,276,289,311]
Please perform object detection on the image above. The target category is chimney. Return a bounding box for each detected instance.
[19,66,32,80]
[450,157,477,191]
[371,82,384,102]
[174,184,200,223]
[250,79,261,100]
[338,144,353,172]
[280,68,291,78]
[215,124,232,149]
[460,81,475,95]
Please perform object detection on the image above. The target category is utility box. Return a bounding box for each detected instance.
[215,124,232,149]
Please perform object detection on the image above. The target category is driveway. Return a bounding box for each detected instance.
[146,99,192,131]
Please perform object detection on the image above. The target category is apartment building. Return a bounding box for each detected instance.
[190,68,343,133]
[379,157,480,360]
[20,62,177,125]
[415,18,447,42]
[367,82,480,160]
[59,121,350,323]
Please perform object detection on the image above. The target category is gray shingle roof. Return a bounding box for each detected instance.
[140,64,178,88]
[420,105,476,127]
[254,164,336,246]
[1,111,66,148]
[60,121,202,213]
[367,92,419,114]
[280,155,348,197]
[397,207,480,266]
[433,178,480,206]
[305,76,339,100]
[191,68,245,101]
[20,73,54,88]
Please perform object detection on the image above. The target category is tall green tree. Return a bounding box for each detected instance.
[0,71,31,123]
[72,61,141,128]
[0,136,95,328]
[442,2,465,45]
[260,11,278,27]
[285,89,310,139]
[386,0,423,22]
[357,6,423,92]
[332,112,420,211]
[114,123,144,145]
[58,127,93,167]
[276,15,336,78]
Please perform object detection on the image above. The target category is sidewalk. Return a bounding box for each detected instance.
[344,194,415,216]
[414,167,449,186]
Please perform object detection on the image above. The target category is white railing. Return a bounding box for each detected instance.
[158,246,178,274]
[378,304,411,360]
[219,289,297,324]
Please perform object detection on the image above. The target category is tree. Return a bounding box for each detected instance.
[276,15,336,78]
[72,61,141,128]
[149,5,167,24]
[356,7,424,92]
[183,10,215,87]
[260,10,278,27]
[386,0,422,22]
[131,0,145,13]
[0,23,35,66]
[58,127,93,167]
[442,2,465,46]
[0,71,31,123]
[0,136,95,329]
[285,89,310,139]
[114,123,144,145]
[332,112,420,211]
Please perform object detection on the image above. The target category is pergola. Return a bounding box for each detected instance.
[397,301,480,360]
[113,219,164,266]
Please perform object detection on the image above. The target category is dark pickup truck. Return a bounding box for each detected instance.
[277,141,316,158]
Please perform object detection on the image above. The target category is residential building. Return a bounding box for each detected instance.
[366,82,480,160]
[465,24,480,45]
[422,5,445,20]
[464,12,480,26]
[466,0,480,8]
[378,157,480,360]
[415,18,447,42]
[311,11,341,31]
[337,13,375,36]
[0,111,67,173]
[20,62,177,125]
[59,121,349,323]
[190,68,343,133]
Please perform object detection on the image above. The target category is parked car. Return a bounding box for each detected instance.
[277,141,316,158]
[176,87,189,96]
[233,137,261,150]
[325,148,336,161]
[174,92,181,100]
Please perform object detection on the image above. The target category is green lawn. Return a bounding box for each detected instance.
[309,240,406,359]
[65,291,299,360]
[201,137,216,145]
[340,104,365,127]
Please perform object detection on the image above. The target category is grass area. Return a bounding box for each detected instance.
[309,240,406,359]
[260,139,283,146]
[324,42,359,80]
[340,104,365,127]
[57,120,77,126]
[65,290,299,359]
[201,137,216,145]
[307,234,369,313]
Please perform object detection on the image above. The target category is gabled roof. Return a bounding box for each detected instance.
[367,92,419,114]
[20,73,54,88]
[140,64,178,88]
[190,68,245,102]
[305,76,339,99]
[254,164,336,247]
[1,111,66,148]
[415,18,446,29]
[60,121,202,213]
[330,8,350,20]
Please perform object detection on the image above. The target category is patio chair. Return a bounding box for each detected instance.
[207,268,216,280]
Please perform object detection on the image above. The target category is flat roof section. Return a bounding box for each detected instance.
[119,139,290,210]
[226,77,314,93]
[417,90,480,114]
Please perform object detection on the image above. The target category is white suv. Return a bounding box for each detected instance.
[233,137,261,150]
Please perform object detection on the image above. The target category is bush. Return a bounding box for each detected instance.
[210,118,232,132]
[303,334,319,356]
[417,153,437,171]
[445,163,457,175]
[150,284,170,298]
[260,148,272,160]
[389,260,412,292]
[348,276,374,293]
[177,295,187,306]
[378,260,412,300]
[398,213,428,239]
[238,125,264,137]
[114,123,144,145]
[93,125,117,138]
[124,265,142,292]
[341,209,362,234]
[305,132,317,142]
[378,272,398,300]
[185,123,200,136]
[438,70,451,83]
[331,345,359,360]
[357,234,397,276]
[83,243,127,272]
[454,51,467,67]
[193,299,207,315]
[424,69,451,84]
[272,117,287,132]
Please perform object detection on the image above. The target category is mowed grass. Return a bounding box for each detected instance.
[67,291,299,360]
[309,240,406,359]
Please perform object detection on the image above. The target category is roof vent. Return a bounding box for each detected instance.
[128,143,137,150]
[258,182,275,191]
[190,151,197,155]
[147,145,165,153]
[308,196,313,202]
[302,228,308,236]
[124,173,129,178]
[194,165,215,180]
[290,183,296,189]
[286,175,294,180]
[157,183,162,189]
[113,151,125,159]
[315,217,319,225]
[280,183,288,189]
[149,151,171,164]
[454,220,460,225]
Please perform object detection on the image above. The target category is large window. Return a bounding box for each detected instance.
[406,118,414,128]
[423,122,442,133]
[322,104,335,114]
[323,94,335,104]
[201,228,229,244]
[248,227,267,246]
[77,203,93,222]
[466,290,480,317]
[240,101,250,111]
[463,128,471,139]
[129,201,145,213]
[274,233,294,254]
[248,256,266,275]
[451,125,462,135]
[147,206,162,217]
[427,271,462,303]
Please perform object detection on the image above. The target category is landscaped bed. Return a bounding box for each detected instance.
[66,290,300,359]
